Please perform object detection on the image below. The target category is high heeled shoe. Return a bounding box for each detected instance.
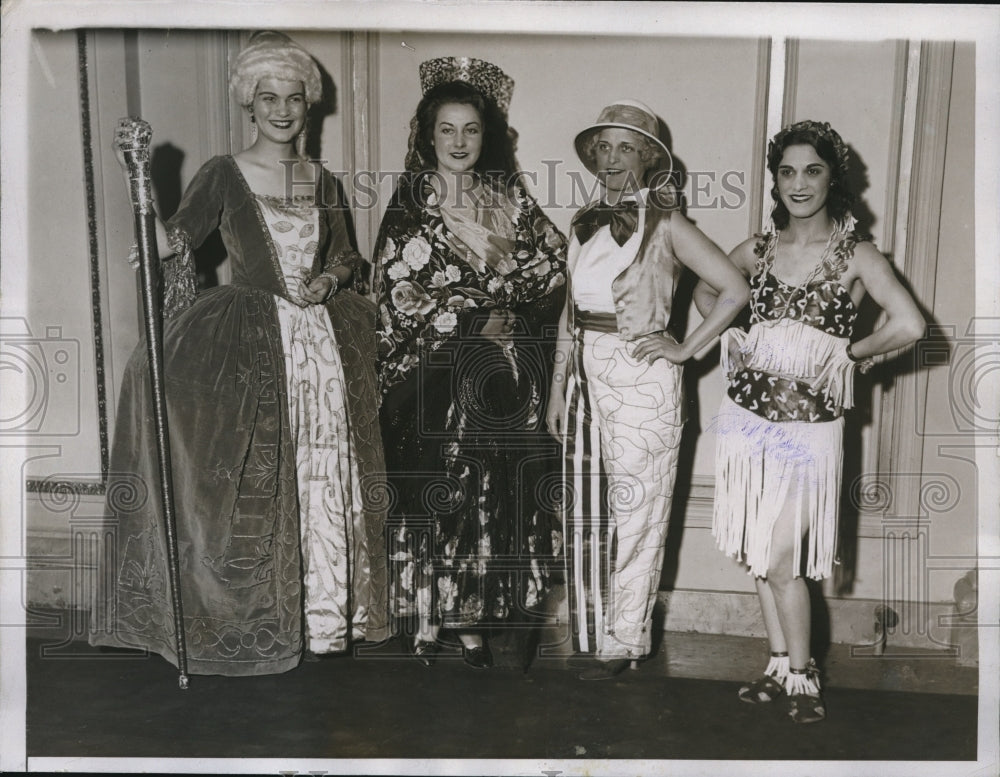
[411,639,440,668]
[462,643,493,669]
[578,658,630,680]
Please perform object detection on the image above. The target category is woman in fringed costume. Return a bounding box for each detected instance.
[546,100,750,680]
[374,58,567,669]
[697,120,924,721]
[89,32,389,675]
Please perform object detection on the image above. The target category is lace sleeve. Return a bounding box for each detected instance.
[323,248,370,295]
[161,224,197,319]
[158,156,228,318]
[125,225,197,319]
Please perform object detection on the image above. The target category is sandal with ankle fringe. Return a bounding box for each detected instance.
[786,664,826,723]
[739,674,786,703]
[738,651,788,704]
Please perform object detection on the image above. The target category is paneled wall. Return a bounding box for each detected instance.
[20,28,979,648]
[24,31,99,481]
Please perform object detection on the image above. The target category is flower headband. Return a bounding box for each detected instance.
[768,120,850,177]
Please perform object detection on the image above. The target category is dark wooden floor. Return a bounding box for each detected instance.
[24,609,978,766]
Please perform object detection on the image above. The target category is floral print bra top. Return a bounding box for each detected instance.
[724,230,860,423]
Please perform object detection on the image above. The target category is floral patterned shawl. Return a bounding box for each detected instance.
[374,172,567,394]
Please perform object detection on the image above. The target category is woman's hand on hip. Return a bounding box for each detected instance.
[724,333,746,375]
[632,333,689,365]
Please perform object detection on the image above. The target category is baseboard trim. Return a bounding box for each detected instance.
[657,588,972,657]
[22,496,975,661]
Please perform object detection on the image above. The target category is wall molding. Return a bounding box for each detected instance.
[226,31,251,155]
[878,41,955,522]
[25,478,105,496]
[748,37,772,235]
[882,40,919,260]
[655,589,964,654]
[780,37,800,125]
[200,30,239,287]
[758,36,787,232]
[342,30,381,264]
[77,31,111,484]
[25,518,966,654]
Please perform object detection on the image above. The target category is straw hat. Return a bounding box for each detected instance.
[574,99,673,179]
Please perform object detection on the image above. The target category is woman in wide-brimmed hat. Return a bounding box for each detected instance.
[546,99,750,680]
[90,31,389,676]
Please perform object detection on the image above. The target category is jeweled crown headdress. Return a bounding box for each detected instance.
[418,57,515,116]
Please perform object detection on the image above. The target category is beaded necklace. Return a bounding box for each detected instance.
[764,228,838,323]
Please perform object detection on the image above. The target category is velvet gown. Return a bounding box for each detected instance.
[89,155,388,676]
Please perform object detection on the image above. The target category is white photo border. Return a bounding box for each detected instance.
[2,2,997,776]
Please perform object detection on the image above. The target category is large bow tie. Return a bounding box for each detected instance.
[573,200,639,247]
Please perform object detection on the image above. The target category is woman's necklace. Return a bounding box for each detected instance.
[767,229,837,322]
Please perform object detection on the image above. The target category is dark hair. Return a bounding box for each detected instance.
[408,80,518,185]
[766,126,854,230]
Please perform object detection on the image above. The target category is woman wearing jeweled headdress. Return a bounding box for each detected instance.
[374,57,567,669]
[697,121,925,722]
[89,32,389,675]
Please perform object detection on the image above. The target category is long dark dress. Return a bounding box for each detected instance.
[374,173,567,633]
[89,155,389,676]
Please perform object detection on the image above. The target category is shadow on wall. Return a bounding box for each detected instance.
[834,145,948,597]
[146,59,364,291]
[151,142,226,290]
[845,142,877,239]
[304,57,337,163]
[834,141,876,597]
[653,107,717,594]
[655,111,690,216]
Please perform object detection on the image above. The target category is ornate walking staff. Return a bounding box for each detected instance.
[116,117,190,690]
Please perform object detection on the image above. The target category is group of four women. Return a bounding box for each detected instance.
[90,32,925,726]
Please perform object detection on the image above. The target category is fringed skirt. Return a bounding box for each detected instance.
[711,394,843,580]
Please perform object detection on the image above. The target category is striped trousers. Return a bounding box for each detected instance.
[562,328,685,659]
